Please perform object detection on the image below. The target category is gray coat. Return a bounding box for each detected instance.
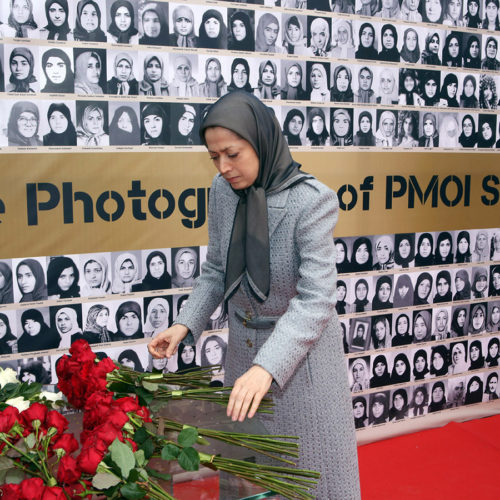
[176,173,360,499]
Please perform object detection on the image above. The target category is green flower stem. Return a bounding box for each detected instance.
[141,478,177,500]
[0,436,41,469]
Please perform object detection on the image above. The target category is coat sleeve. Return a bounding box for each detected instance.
[253,184,339,389]
[173,175,226,343]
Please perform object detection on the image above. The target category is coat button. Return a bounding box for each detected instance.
[246,339,253,348]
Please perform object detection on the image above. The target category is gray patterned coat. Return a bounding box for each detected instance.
[175,173,360,499]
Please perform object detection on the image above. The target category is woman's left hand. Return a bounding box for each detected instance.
[227,365,273,422]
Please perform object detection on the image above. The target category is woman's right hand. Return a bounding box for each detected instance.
[148,324,189,359]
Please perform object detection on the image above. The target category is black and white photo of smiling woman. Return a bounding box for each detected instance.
[140,102,169,145]
[74,48,107,95]
[73,0,107,42]
[106,0,139,45]
[42,102,77,147]
[7,101,42,147]
[109,102,140,145]
[6,46,39,93]
[76,101,109,146]
[39,0,73,40]
[78,253,111,297]
[40,48,74,94]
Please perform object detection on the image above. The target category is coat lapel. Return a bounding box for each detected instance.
[267,189,289,238]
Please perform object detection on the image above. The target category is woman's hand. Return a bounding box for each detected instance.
[227,365,273,422]
[148,324,189,359]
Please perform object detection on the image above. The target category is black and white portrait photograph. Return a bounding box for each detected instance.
[428,380,447,412]
[442,31,463,68]
[73,47,107,95]
[389,387,409,421]
[392,312,413,347]
[375,109,398,147]
[47,255,80,299]
[458,113,478,148]
[487,301,500,332]
[6,100,42,146]
[334,238,350,274]
[353,109,376,147]
[70,0,108,42]
[429,344,450,377]
[446,376,466,407]
[398,71,423,108]
[40,47,74,94]
[350,277,374,313]
[468,302,487,334]
[470,228,491,262]
[418,70,441,108]
[108,101,141,145]
[19,356,52,385]
[228,8,255,52]
[78,252,112,297]
[453,267,471,301]
[227,57,252,94]
[138,51,169,96]
[459,74,479,109]
[12,256,47,303]
[306,16,333,58]
[352,395,368,429]
[449,340,468,374]
[16,307,59,353]
[169,103,199,146]
[195,5,228,50]
[169,53,199,97]
[81,302,113,344]
[394,233,416,269]
[106,49,139,95]
[143,295,172,337]
[393,274,414,308]
[330,108,353,146]
[463,33,482,69]
[331,19,355,59]
[419,111,440,147]
[110,298,144,342]
[115,344,149,372]
[5,44,40,93]
[454,229,472,262]
[413,270,434,306]
[39,100,77,147]
[412,309,432,343]
[39,0,74,40]
[254,11,284,54]
[0,0,42,38]
[348,356,370,392]
[372,275,393,310]
[368,391,389,426]
[450,304,469,337]
[197,55,230,99]
[477,113,497,148]
[167,3,196,48]
[479,74,497,111]
[281,107,306,147]
[481,35,500,71]
[370,314,392,349]
[414,232,435,267]
[434,230,454,265]
[171,247,200,289]
[353,66,376,105]
[353,20,379,61]
[281,13,306,55]
[439,73,460,108]
[347,236,373,273]
[305,106,330,146]
[390,352,412,385]
[468,338,486,371]
[49,303,83,349]
[306,61,330,103]
[340,319,349,354]
[110,250,142,294]
[197,330,228,386]
[420,0,444,23]
[483,371,499,401]
[173,294,189,320]
[372,234,395,270]
[253,59,281,100]
[399,26,425,63]
[471,266,489,299]
[335,278,350,316]
[348,317,371,352]
[376,23,400,62]
[134,249,172,292]
[411,347,430,381]
[432,269,452,304]
[409,384,429,417]
[76,100,109,146]
[464,373,484,405]
[106,0,139,45]
[0,310,18,355]
[491,229,500,262]
[375,68,399,105]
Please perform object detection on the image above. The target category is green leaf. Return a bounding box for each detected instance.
[137,467,148,481]
[133,427,148,445]
[139,438,154,460]
[5,467,24,484]
[128,469,139,482]
[134,449,146,467]
[177,447,200,471]
[24,433,36,449]
[120,483,146,499]
[146,468,172,481]
[92,472,121,490]
[109,438,136,480]
[107,381,136,394]
[141,380,158,392]
[178,427,198,447]
[0,456,14,470]
[161,444,180,461]
[134,387,154,406]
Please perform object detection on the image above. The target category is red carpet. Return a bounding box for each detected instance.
[174,415,500,499]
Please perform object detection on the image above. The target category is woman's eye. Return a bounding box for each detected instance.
[228,153,238,158]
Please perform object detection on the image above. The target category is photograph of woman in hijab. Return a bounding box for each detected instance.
[330,109,353,147]
[453,230,471,262]
[491,232,500,260]
[169,55,199,97]
[79,253,111,296]
[197,8,227,50]
[390,353,411,385]
[370,354,391,388]
[176,343,200,373]
[170,104,199,145]
[349,237,373,272]
[414,232,434,267]
[370,315,392,349]
[377,24,399,62]
[117,348,145,372]
[390,390,409,422]
[465,374,483,405]
[479,75,497,110]
[335,279,349,316]
[40,1,72,40]
[398,70,423,107]
[372,276,393,311]
[463,35,481,69]
[368,392,389,425]
[112,299,143,341]
[73,0,107,42]
[421,0,444,22]
[409,385,429,416]
[375,110,397,147]
[442,32,463,67]
[109,103,140,145]
[140,102,169,145]
[432,269,452,304]
[434,231,454,264]
[76,101,109,146]
[42,102,77,147]
[307,62,330,103]
[412,348,430,380]
[255,12,284,54]
[394,233,415,269]
[352,396,368,429]
[374,0,400,17]
[447,377,465,406]
[355,22,378,61]
[107,0,139,44]
[6,46,38,93]
[418,112,439,147]
[106,51,138,95]
[227,57,252,94]
[132,250,171,292]
[349,318,370,351]
[82,303,113,343]
[138,1,168,46]
[487,303,500,332]
[334,238,349,274]
[6,0,39,38]
[353,110,376,147]
[400,27,421,63]
[139,53,168,96]
[483,372,499,401]
[449,305,468,337]
[228,9,255,52]
[376,69,398,105]
[40,48,74,94]
[7,101,41,147]
[481,36,500,70]
[17,308,59,353]
[279,62,305,102]
[431,309,451,341]
[73,49,106,94]
[281,108,305,146]
[253,60,280,100]
[393,274,414,308]
[460,76,479,109]
[417,70,440,108]
[453,268,471,301]
[19,358,51,385]
[305,107,330,146]
[491,266,500,296]
[477,114,497,147]
[330,0,355,12]
[468,303,487,335]
[420,31,442,66]
[414,272,433,305]
[306,17,333,57]
[464,0,481,27]
[0,261,14,305]
[428,381,447,412]
[200,333,227,385]
[167,4,196,48]
[486,337,499,366]
[397,111,419,148]
[469,339,485,370]
[438,114,460,148]
[472,229,490,262]
[392,313,412,346]
[439,73,459,108]
[412,309,432,343]
[47,255,80,299]
[471,267,489,299]
[349,357,370,392]
[330,66,353,104]
[353,67,375,105]
[110,252,140,294]
[0,311,17,354]
[482,0,500,30]
[172,247,199,288]
[14,258,47,303]
[198,57,228,98]
[143,296,171,338]
[281,14,306,55]
[50,305,83,349]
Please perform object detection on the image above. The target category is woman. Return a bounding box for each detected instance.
[472,230,490,262]
[80,255,111,296]
[354,67,376,105]
[482,0,500,30]
[455,231,472,262]
[433,270,452,303]
[0,263,13,305]
[482,37,500,70]
[464,0,481,27]
[413,310,432,343]
[349,279,371,313]
[168,5,196,47]
[400,28,421,63]
[335,280,348,316]
[306,65,329,104]
[43,103,77,147]
[255,13,283,53]
[352,396,368,429]
[432,309,450,340]
[422,0,444,22]
[357,0,379,15]
[477,115,497,148]
[73,0,106,42]
[141,103,168,146]
[177,343,200,373]
[472,268,489,298]
[148,91,360,498]
[16,259,47,302]
[282,16,306,55]
[428,381,447,412]
[41,49,74,94]
[207,303,229,331]
[454,269,471,301]
[460,77,479,109]
[414,233,434,266]
[331,20,355,59]
[228,58,253,94]
[392,314,412,347]
[107,53,138,96]
[355,23,378,61]
[420,33,441,66]
[487,305,500,332]
[7,47,37,93]
[469,339,485,370]
[280,63,307,101]
[7,0,38,38]
[112,300,143,341]
[439,73,459,108]
[463,36,481,69]
[429,345,450,377]
[479,75,497,110]
[109,105,141,146]
[139,2,169,46]
[373,235,394,270]
[133,250,171,291]
[465,376,483,405]
[376,69,398,105]
[398,71,422,108]
[442,0,464,24]
[334,239,349,275]
[282,109,305,146]
[450,307,468,337]
[172,248,198,288]
[449,342,468,374]
[111,253,140,294]
[118,349,144,372]
[169,56,199,97]
[394,234,415,268]
[82,304,112,344]
[375,110,397,147]
[353,111,376,147]
[486,337,499,365]
[378,25,399,62]
[390,353,411,385]
[398,111,419,148]
[419,113,439,147]
[412,349,430,380]
[349,237,373,272]
[74,51,103,95]
[393,274,414,308]
[306,17,332,58]
[329,66,352,105]
[389,389,408,421]
[107,0,139,44]
[40,1,72,40]
[484,372,499,400]
[18,309,59,353]
[414,272,433,306]
[409,385,428,416]
[47,256,80,299]
[143,298,170,338]
[374,0,401,17]
[0,313,16,354]
[198,9,227,50]
[139,54,168,96]
[371,316,391,349]
[468,303,487,334]
[370,354,391,388]
[434,232,454,264]
[350,358,370,392]
[254,60,280,100]
[306,108,330,146]
[77,103,108,146]
[229,11,255,52]
[7,101,42,147]
[330,109,353,146]
[200,334,227,381]
[372,277,393,311]
[171,104,198,146]
[491,233,500,260]
[420,71,441,108]
[491,266,500,296]
[442,33,463,68]
[199,58,228,98]
[54,307,83,348]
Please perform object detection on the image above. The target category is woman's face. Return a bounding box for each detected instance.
[425,0,443,22]
[439,238,451,258]
[118,259,135,283]
[380,72,394,94]
[119,312,140,336]
[120,357,136,369]
[494,272,500,290]
[486,2,499,23]
[432,385,444,402]
[11,55,30,81]
[472,308,485,329]
[152,357,167,370]
[178,112,195,137]
[288,115,303,136]
[352,362,365,382]
[116,60,132,82]
[206,61,221,83]
[372,400,384,418]
[176,251,196,279]
[425,80,438,100]
[489,376,498,393]
[470,345,480,361]
[333,113,350,137]
[310,68,323,89]
[405,31,418,51]
[356,325,364,337]
[144,114,163,139]
[376,240,391,263]
[149,256,165,278]
[457,309,466,326]
[398,239,411,259]
[455,275,465,291]
[360,27,374,48]
[355,243,369,264]
[415,355,426,373]
[12,0,30,23]
[469,380,479,392]
[337,25,349,44]
[45,56,67,84]
[57,266,75,291]
[432,352,444,371]
[261,64,275,85]
[469,40,479,59]
[17,111,38,138]
[403,117,414,136]
[404,76,415,93]
[448,37,460,58]
[311,24,327,49]
[462,118,473,138]
[429,35,440,53]
[86,56,101,83]
[482,123,493,140]
[204,339,223,365]
[358,69,372,91]
[115,5,132,32]
[17,264,36,293]
[311,115,324,135]
[144,10,161,37]
[436,277,450,297]
[335,243,345,264]
[359,116,371,133]
[419,237,432,257]
[487,40,498,58]
[468,0,479,15]
[337,285,346,301]
[382,117,395,137]
[24,319,41,336]
[395,359,406,376]
[415,389,425,405]
[393,393,405,410]
[353,401,365,418]
[452,344,465,364]
[57,312,72,334]
[378,283,391,303]
[418,278,431,299]
[356,282,368,300]
[48,2,66,26]
[117,111,132,133]
[84,260,103,287]
[96,308,109,327]
[336,70,349,92]
[233,64,248,88]
[175,14,192,36]
[84,109,104,135]
[414,316,428,340]
[492,306,500,324]
[382,29,395,50]
[446,81,457,98]
[181,345,195,364]
[0,319,6,337]
[374,361,386,377]
[375,321,386,340]
[475,274,487,293]
[287,22,300,42]
[397,316,409,334]
[477,234,487,251]
[264,22,279,46]
[175,62,191,83]
[81,3,99,32]
[146,59,161,82]
[463,80,474,98]
[232,19,246,41]
[286,65,301,88]
[149,304,168,328]
[204,17,220,39]
[484,85,493,101]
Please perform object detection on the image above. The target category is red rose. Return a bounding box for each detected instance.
[108,409,129,430]
[1,483,21,499]
[113,396,140,413]
[69,340,96,364]
[20,403,48,430]
[52,433,79,455]
[77,446,105,474]
[63,480,92,500]
[57,455,82,484]
[41,486,66,500]
[94,357,118,378]
[136,406,152,423]
[95,421,123,446]
[83,391,114,429]
[20,477,44,500]
[46,410,68,437]
[0,406,19,433]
